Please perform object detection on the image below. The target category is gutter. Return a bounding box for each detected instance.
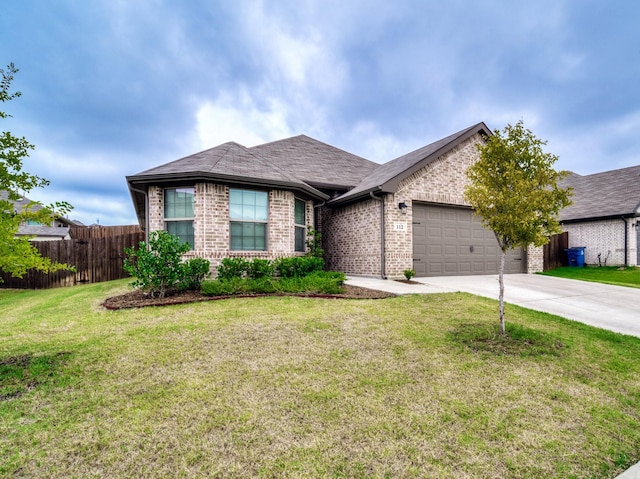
[129,185,149,243]
[369,190,386,279]
[621,217,629,267]
[312,200,325,232]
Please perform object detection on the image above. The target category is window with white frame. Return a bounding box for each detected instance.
[229,188,268,251]
[294,198,306,252]
[164,187,194,249]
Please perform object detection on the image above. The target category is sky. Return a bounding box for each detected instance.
[1,0,639,226]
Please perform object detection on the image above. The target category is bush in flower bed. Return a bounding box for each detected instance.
[215,256,324,281]
[201,270,346,297]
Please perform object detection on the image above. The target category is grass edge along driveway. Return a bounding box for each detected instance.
[1,279,639,478]
[541,265,640,289]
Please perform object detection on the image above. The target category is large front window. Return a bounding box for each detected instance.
[164,187,194,249]
[230,189,268,251]
[295,198,306,252]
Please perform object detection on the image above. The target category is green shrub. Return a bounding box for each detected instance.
[403,269,416,281]
[247,277,278,294]
[275,256,324,278]
[123,231,191,298]
[247,259,274,279]
[217,257,250,280]
[305,228,324,258]
[202,271,344,297]
[201,277,248,296]
[180,258,211,291]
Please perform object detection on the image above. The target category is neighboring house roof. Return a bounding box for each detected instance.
[0,190,79,227]
[17,225,71,240]
[559,165,640,222]
[329,122,490,205]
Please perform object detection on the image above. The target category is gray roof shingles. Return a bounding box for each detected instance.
[560,165,640,221]
[330,122,489,204]
[249,135,379,189]
[126,123,490,225]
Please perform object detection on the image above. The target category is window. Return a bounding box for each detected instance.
[295,198,306,252]
[230,189,268,251]
[164,187,194,249]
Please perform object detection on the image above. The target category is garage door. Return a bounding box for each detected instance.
[412,204,525,276]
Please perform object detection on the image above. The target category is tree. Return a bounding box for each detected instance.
[0,63,72,281]
[464,120,572,334]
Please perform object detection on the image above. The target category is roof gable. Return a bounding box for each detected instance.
[330,122,490,205]
[560,165,640,221]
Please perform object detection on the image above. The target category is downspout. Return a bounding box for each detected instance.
[130,186,149,243]
[370,191,386,279]
[312,200,326,260]
[621,217,628,267]
[312,200,326,231]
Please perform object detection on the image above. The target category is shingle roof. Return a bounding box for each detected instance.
[249,135,379,189]
[0,190,78,226]
[132,141,310,187]
[126,124,492,227]
[17,225,70,238]
[560,165,640,222]
[330,122,490,205]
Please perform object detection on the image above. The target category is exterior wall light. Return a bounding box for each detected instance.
[398,202,408,214]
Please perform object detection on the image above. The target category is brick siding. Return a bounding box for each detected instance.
[323,133,542,277]
[148,183,314,274]
[322,198,382,276]
[563,219,638,266]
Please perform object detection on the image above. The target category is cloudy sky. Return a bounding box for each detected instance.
[1,1,639,225]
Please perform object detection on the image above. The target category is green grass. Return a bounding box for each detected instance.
[540,266,640,288]
[1,280,640,478]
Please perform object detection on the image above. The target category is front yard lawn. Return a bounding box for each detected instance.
[540,265,640,288]
[1,280,639,478]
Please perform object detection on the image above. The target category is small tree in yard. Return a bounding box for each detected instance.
[124,230,210,298]
[464,120,572,334]
[1,63,72,281]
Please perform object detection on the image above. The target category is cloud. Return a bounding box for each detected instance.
[193,92,293,149]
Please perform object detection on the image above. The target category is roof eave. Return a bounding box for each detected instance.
[327,186,386,207]
[380,122,491,193]
[560,212,640,224]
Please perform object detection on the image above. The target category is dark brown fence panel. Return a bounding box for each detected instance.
[70,225,143,240]
[543,232,569,271]
[1,227,144,289]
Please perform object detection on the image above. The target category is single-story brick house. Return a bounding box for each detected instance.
[127,122,543,278]
[559,166,640,267]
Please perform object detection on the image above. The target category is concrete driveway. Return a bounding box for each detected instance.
[346,274,640,338]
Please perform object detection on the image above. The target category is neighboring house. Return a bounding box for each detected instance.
[559,166,640,267]
[0,190,76,241]
[126,122,542,278]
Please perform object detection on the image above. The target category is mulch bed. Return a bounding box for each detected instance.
[102,285,395,310]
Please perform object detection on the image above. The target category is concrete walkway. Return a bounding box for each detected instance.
[347,274,640,338]
[347,273,640,478]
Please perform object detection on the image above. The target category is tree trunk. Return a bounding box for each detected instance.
[498,247,506,334]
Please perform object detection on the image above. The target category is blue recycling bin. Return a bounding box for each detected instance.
[565,247,586,267]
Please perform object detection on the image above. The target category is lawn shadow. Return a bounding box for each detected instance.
[448,322,566,358]
[0,351,72,401]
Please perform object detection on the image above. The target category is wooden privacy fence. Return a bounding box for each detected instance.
[543,232,569,271]
[1,226,144,289]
